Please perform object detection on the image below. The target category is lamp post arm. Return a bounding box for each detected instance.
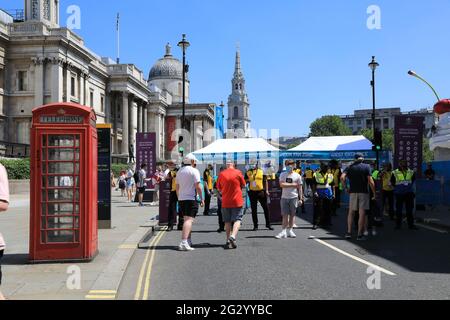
[409,72,440,102]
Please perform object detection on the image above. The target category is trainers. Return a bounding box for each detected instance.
[344,232,352,239]
[363,230,369,237]
[288,230,297,238]
[178,242,195,251]
[188,239,193,247]
[225,241,233,250]
[372,229,377,236]
[229,236,237,249]
[356,235,367,241]
[275,231,287,239]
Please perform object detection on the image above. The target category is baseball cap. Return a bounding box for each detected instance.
[183,153,198,165]
[354,153,364,160]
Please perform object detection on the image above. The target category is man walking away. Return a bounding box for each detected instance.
[392,160,418,230]
[246,161,274,231]
[276,160,303,239]
[217,161,246,249]
[341,153,376,241]
[203,164,214,216]
[214,167,226,233]
[0,162,10,300]
[177,154,204,251]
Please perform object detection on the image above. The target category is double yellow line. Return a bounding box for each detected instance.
[134,228,167,300]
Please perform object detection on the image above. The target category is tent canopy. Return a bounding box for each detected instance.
[192,138,279,162]
[290,136,373,152]
[282,135,376,161]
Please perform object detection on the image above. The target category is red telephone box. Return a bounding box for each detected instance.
[30,103,98,262]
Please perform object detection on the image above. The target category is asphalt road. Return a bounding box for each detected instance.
[117,200,450,300]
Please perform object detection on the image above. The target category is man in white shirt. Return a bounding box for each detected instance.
[276,160,303,239]
[176,154,204,251]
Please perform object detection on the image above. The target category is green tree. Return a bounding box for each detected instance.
[423,138,434,163]
[360,128,394,152]
[309,116,352,137]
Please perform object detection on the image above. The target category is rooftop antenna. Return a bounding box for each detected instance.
[116,12,120,64]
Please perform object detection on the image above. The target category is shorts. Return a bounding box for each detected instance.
[350,193,370,212]
[280,198,298,216]
[222,207,244,223]
[138,187,146,194]
[0,249,3,285]
[178,200,199,218]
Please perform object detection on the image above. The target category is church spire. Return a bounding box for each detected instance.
[234,43,242,77]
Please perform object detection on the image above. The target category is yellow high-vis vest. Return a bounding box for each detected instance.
[247,169,264,191]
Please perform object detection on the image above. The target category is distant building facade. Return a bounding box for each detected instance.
[0,1,215,161]
[340,107,435,136]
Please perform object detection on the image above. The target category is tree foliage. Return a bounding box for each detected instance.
[360,128,394,152]
[309,116,352,137]
[0,158,30,180]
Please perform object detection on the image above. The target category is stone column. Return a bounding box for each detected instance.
[142,103,148,133]
[50,57,63,102]
[79,71,86,105]
[32,57,44,106]
[137,102,142,133]
[121,91,129,155]
[129,95,136,153]
[112,93,119,154]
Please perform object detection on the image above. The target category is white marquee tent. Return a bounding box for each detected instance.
[192,138,279,162]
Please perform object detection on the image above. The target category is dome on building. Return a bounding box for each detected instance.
[149,43,187,81]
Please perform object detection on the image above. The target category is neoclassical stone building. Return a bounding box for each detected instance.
[0,0,215,161]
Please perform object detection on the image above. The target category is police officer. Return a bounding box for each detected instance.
[391,159,418,230]
[246,161,273,231]
[166,162,182,231]
[312,163,334,229]
[330,160,342,216]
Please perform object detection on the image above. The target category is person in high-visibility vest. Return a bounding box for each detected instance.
[166,162,181,231]
[312,163,334,229]
[391,160,418,230]
[380,163,395,220]
[203,164,214,216]
[246,161,273,231]
[330,160,342,217]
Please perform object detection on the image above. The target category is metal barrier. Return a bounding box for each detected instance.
[0,141,30,158]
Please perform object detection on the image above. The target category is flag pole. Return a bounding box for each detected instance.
[116,13,120,64]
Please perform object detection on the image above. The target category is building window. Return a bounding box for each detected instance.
[100,95,105,113]
[233,107,239,119]
[348,120,353,126]
[234,124,239,130]
[178,82,182,96]
[17,71,27,91]
[235,84,239,90]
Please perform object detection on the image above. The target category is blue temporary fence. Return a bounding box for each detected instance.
[415,180,443,206]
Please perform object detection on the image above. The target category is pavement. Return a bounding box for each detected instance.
[117,199,450,300]
[0,190,158,300]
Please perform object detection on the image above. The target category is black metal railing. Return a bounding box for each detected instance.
[0,141,30,158]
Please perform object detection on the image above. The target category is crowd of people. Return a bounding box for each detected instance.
[162,152,424,252]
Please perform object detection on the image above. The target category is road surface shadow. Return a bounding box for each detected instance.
[300,203,450,274]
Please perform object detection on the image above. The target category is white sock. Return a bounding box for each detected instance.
[182,240,189,245]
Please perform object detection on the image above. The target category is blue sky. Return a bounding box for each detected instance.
[2,0,450,137]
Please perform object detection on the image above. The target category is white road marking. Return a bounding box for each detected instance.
[309,236,397,276]
[416,223,448,234]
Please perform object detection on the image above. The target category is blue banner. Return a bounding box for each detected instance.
[215,105,224,140]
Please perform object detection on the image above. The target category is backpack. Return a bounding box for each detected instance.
[134,171,140,184]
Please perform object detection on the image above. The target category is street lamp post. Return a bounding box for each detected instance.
[369,56,380,170]
[178,34,190,131]
[407,70,440,102]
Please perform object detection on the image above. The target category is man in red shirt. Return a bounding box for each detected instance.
[217,161,246,249]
